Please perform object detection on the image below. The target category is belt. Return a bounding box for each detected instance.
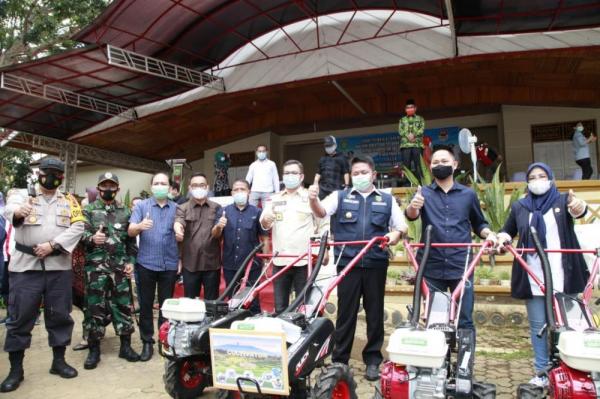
[15,242,61,257]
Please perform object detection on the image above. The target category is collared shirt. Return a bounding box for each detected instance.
[218,203,268,270]
[176,199,222,272]
[398,114,425,149]
[409,182,489,280]
[130,197,179,271]
[317,152,349,192]
[572,131,590,161]
[321,187,407,231]
[260,188,328,267]
[4,188,84,272]
[245,159,280,193]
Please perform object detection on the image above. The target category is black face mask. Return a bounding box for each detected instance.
[99,189,117,202]
[431,165,454,180]
[39,173,63,190]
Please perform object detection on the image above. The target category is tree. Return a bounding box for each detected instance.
[0,146,32,194]
[0,0,110,67]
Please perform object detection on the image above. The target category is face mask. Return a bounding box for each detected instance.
[99,188,117,202]
[576,126,584,132]
[190,188,208,199]
[352,174,372,192]
[151,185,169,200]
[257,152,267,161]
[431,165,453,180]
[167,193,174,200]
[233,192,248,206]
[283,174,301,189]
[528,179,552,196]
[39,173,62,190]
[325,145,336,155]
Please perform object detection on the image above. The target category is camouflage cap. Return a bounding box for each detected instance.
[97,172,119,185]
[39,157,65,172]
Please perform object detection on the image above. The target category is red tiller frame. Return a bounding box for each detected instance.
[505,245,600,328]
[404,240,491,325]
[314,237,390,316]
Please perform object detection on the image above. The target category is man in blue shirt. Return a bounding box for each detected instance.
[405,147,497,331]
[212,179,269,313]
[128,172,179,361]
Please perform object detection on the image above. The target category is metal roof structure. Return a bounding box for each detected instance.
[0,0,599,163]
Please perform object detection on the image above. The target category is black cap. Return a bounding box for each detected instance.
[39,158,64,172]
[405,98,416,106]
[97,172,119,185]
[324,135,337,146]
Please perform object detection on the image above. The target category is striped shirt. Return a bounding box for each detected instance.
[130,197,179,271]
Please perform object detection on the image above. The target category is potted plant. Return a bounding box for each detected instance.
[476,267,495,286]
[386,269,400,287]
[499,270,511,287]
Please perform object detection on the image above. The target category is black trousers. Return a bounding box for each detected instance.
[273,265,307,314]
[400,147,423,181]
[332,267,387,366]
[576,158,594,180]
[223,267,261,314]
[4,270,74,352]
[182,268,220,300]
[136,264,177,344]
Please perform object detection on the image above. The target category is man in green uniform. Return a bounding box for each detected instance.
[398,98,426,181]
[81,172,140,369]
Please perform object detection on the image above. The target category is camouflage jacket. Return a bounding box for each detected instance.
[82,199,137,272]
[398,114,425,148]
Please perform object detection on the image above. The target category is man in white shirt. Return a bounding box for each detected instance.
[260,160,328,313]
[309,155,407,381]
[245,145,280,207]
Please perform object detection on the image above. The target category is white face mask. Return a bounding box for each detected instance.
[325,145,336,155]
[190,188,208,199]
[528,179,552,196]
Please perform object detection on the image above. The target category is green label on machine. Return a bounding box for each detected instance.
[235,323,256,331]
[401,337,427,346]
[584,339,600,348]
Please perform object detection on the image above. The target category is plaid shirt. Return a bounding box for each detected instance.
[398,114,425,148]
[317,152,349,192]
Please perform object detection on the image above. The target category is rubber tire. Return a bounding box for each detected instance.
[163,359,208,399]
[517,383,544,399]
[313,363,358,399]
[473,382,496,399]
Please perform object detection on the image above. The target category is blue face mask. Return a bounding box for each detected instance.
[283,174,301,189]
[257,152,267,161]
[576,126,584,132]
[233,192,248,206]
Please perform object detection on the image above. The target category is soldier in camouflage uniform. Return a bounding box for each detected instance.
[81,172,140,369]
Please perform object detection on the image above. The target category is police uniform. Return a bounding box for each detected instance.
[82,172,139,368]
[2,158,84,392]
[320,187,407,372]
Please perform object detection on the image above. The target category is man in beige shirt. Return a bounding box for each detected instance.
[260,160,328,313]
[1,158,84,393]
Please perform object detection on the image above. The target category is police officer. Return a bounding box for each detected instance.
[309,155,407,381]
[1,158,84,392]
[81,172,140,369]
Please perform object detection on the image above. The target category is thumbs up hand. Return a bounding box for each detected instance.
[139,212,153,231]
[567,189,586,216]
[15,197,34,219]
[308,184,319,201]
[217,210,227,228]
[93,224,107,245]
[409,186,425,211]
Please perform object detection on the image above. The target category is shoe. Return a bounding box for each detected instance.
[49,358,78,379]
[0,368,23,392]
[84,343,101,370]
[118,335,140,362]
[72,342,88,351]
[528,375,549,388]
[140,341,153,362]
[365,364,380,381]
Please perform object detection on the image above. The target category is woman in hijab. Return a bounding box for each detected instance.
[498,162,589,387]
